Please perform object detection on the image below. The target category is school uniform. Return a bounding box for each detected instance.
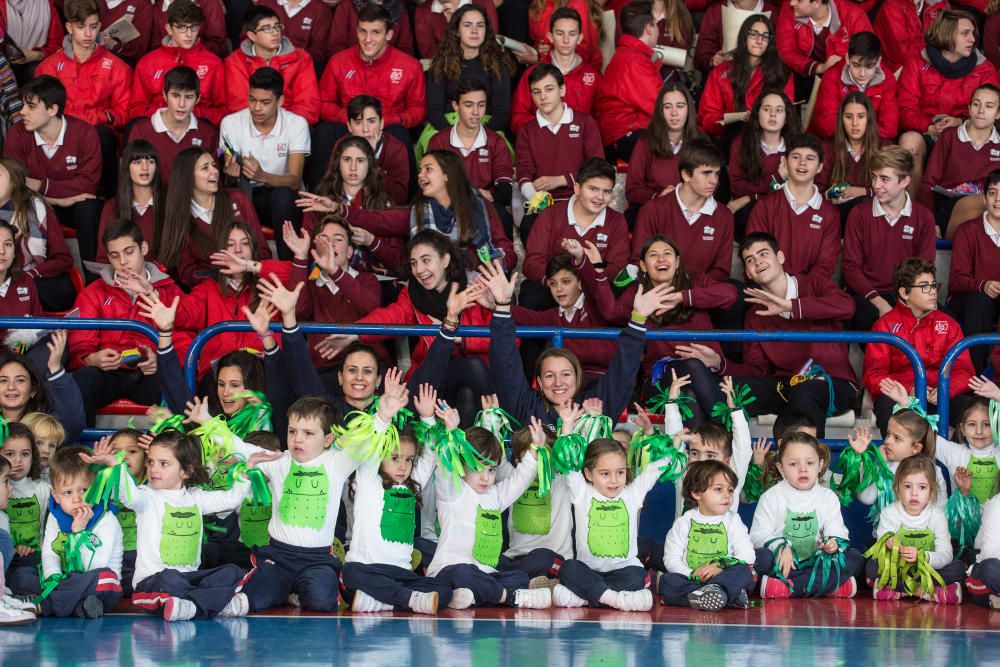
[97,199,157,265]
[949,215,1000,369]
[36,40,132,129]
[129,110,219,184]
[509,58,601,136]
[516,105,604,204]
[919,123,1000,212]
[809,60,898,140]
[98,0,153,65]
[414,0,498,59]
[3,196,75,312]
[527,0,602,71]
[257,0,334,72]
[697,60,796,137]
[426,56,511,133]
[428,125,513,199]
[967,496,1000,606]
[6,478,49,595]
[872,0,945,76]
[150,0,229,58]
[224,38,321,125]
[897,52,1000,133]
[625,135,681,207]
[693,0,777,72]
[328,0,414,57]
[129,40,228,126]
[774,0,872,78]
[594,35,662,155]
[728,136,786,200]
[318,44,424,128]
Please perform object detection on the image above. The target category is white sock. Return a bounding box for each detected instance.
[599,590,618,607]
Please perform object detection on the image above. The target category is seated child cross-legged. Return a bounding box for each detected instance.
[108,428,147,597]
[659,460,756,611]
[967,478,1000,608]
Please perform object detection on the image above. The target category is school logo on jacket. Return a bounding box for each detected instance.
[102,58,114,69]
[890,322,903,334]
[277,143,288,156]
[303,17,313,28]
[810,214,823,229]
[126,4,136,14]
[990,149,1000,162]
[153,69,164,79]
[703,225,715,240]
[568,123,580,138]
[196,65,209,78]
[390,68,403,83]
[596,233,608,244]
[345,69,356,79]
[192,138,202,146]
[65,156,78,171]
[477,147,489,163]
[902,224,914,240]
[935,320,949,334]
[583,72,595,86]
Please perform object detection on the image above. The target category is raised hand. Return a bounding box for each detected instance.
[316,333,358,360]
[414,383,439,419]
[434,401,461,431]
[847,426,872,454]
[668,368,691,400]
[751,438,771,466]
[675,343,722,372]
[481,394,500,411]
[633,282,680,317]
[282,221,311,260]
[296,191,343,215]
[720,376,736,408]
[582,397,603,416]
[242,300,278,337]
[257,274,305,316]
[183,396,213,425]
[955,467,973,496]
[969,376,1000,401]
[79,435,117,466]
[744,287,792,317]
[878,378,911,407]
[631,402,655,436]
[378,368,410,422]
[138,292,179,332]
[248,451,283,469]
[556,402,584,435]
[210,249,249,276]
[560,238,584,262]
[46,330,67,375]
[528,416,547,447]
[477,259,517,305]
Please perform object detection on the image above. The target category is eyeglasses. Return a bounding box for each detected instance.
[747,29,772,41]
[253,23,284,34]
[170,23,200,33]
[909,282,941,294]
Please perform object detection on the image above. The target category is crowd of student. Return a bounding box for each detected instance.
[0,0,996,626]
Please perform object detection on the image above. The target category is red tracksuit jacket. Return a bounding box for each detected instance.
[775,0,872,77]
[36,41,132,129]
[697,59,796,137]
[594,35,662,146]
[808,60,898,140]
[897,52,1000,132]
[528,0,603,71]
[150,0,228,58]
[318,44,425,127]
[510,59,601,136]
[873,0,945,75]
[130,41,228,126]
[328,1,414,56]
[693,0,778,72]
[224,39,321,125]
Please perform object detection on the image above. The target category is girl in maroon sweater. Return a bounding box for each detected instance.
[97,140,163,265]
[0,158,73,313]
[583,235,736,426]
[0,221,42,352]
[824,91,880,227]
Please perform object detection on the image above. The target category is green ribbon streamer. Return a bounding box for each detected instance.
[338,410,402,462]
[534,445,555,497]
[645,383,695,419]
[893,397,940,432]
[32,572,66,604]
[84,451,131,510]
[765,538,797,590]
[64,530,101,573]
[410,419,438,447]
[474,407,521,442]
[946,490,982,550]
[645,433,687,483]
[864,532,946,597]
[366,398,414,430]
[709,384,756,431]
[226,461,273,507]
[552,433,586,474]
[573,413,613,442]
[430,424,495,490]
[742,463,767,503]
[189,416,236,467]
[832,445,894,514]
[150,412,186,435]
[228,392,273,437]
[0,414,9,444]
[802,537,850,595]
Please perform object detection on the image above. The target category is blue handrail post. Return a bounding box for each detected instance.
[550,330,564,349]
[936,333,1000,427]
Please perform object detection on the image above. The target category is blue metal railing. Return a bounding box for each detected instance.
[183,321,928,407]
[937,333,1000,427]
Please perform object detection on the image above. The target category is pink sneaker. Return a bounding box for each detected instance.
[932,582,962,605]
[831,577,857,598]
[872,585,902,601]
[760,575,792,599]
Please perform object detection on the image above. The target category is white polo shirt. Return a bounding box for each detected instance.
[219,107,311,186]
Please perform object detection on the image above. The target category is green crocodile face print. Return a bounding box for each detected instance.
[51,530,68,570]
[380,487,417,544]
[897,528,936,552]
[9,495,40,549]
[512,481,551,535]
[968,456,999,504]
[472,505,503,567]
[159,504,201,566]
[117,509,137,552]
[783,510,819,561]
[686,520,729,570]
[587,498,629,559]
[209,462,234,492]
[278,461,329,530]
[239,500,272,548]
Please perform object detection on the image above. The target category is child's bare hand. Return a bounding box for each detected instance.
[847,426,871,454]
[434,401,461,431]
[528,416,547,447]
[247,451,283,469]
[878,378,911,407]
[751,438,771,466]
[414,383,438,419]
[79,436,116,466]
[146,405,173,423]
[581,398,603,416]
[15,545,34,557]
[719,376,736,408]
[480,394,500,411]
[822,538,839,554]
[969,375,1000,400]
[71,504,94,533]
[955,467,973,496]
[631,402,654,435]
[693,563,722,581]
[377,368,409,421]
[899,546,918,563]
[778,545,796,578]
[183,396,212,425]
[556,402,584,435]
[137,433,154,450]
[668,368,691,400]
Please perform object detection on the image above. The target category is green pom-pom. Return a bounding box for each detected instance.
[189,416,236,468]
[227,461,273,507]
[947,491,982,550]
[645,384,694,419]
[227,392,273,437]
[833,445,894,510]
[573,413,613,442]
[710,384,756,431]
[149,412,186,435]
[474,407,520,442]
[337,410,402,462]
[367,398,414,430]
[644,433,687,483]
[84,451,132,510]
[742,463,766,503]
[552,433,586,474]
[430,425,495,490]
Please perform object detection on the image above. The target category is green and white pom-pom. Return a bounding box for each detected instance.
[947,491,982,550]
[189,416,236,467]
[227,392,273,437]
[149,412,186,435]
[805,538,850,596]
[864,532,945,596]
[645,384,694,419]
[474,407,520,442]
[65,530,101,573]
[833,445,894,513]
[573,412,613,442]
[409,419,439,448]
[742,463,767,503]
[535,445,555,497]
[865,532,902,590]
[430,424,495,489]
[84,450,132,510]
[367,398,414,430]
[337,410,401,462]
[710,384,756,431]
[227,461,272,506]
[552,433,586,474]
[629,432,687,483]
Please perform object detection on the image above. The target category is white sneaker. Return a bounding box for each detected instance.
[408,591,439,615]
[989,594,1000,610]
[351,590,393,613]
[163,597,197,622]
[0,598,35,625]
[514,588,552,609]
[612,590,653,612]
[3,595,37,613]
[217,593,249,618]
[286,593,301,607]
[552,584,588,608]
[447,587,475,610]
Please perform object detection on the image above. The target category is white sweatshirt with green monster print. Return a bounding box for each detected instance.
[876,501,953,569]
[41,510,124,579]
[749,480,849,555]
[934,438,1000,504]
[663,508,755,578]
[8,477,49,551]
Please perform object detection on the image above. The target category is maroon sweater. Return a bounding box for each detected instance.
[97,198,157,263]
[919,124,1000,209]
[625,134,681,206]
[631,192,734,282]
[99,0,153,64]
[0,273,42,351]
[522,199,630,284]
[841,198,936,298]
[515,110,604,201]
[511,300,615,379]
[129,115,219,185]
[427,127,513,193]
[721,273,857,382]
[746,188,841,281]
[948,216,1000,297]
[3,117,100,198]
[258,0,335,69]
[728,136,785,199]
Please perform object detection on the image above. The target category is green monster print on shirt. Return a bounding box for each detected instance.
[587,498,629,559]
[686,520,730,570]
[239,500,272,548]
[512,481,551,535]
[9,495,41,549]
[472,506,503,567]
[380,487,417,544]
[50,531,68,570]
[117,509,137,552]
[897,528,936,552]
[210,462,234,491]
[968,456,999,503]
[783,510,819,561]
[160,504,202,566]
[278,461,329,530]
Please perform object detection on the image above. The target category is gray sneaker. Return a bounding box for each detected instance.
[687,584,727,612]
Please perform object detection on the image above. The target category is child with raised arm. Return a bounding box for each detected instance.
[659,460,756,611]
[109,428,147,596]
[80,431,255,621]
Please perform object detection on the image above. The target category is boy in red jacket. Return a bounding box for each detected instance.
[150,0,228,58]
[257,0,334,75]
[224,6,320,125]
[775,0,872,89]
[69,220,186,426]
[680,232,857,438]
[129,0,227,126]
[594,0,663,162]
[863,257,974,435]
[4,76,103,278]
[36,0,132,197]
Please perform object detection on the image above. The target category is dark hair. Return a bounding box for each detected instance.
[773,407,817,442]
[848,31,882,62]
[248,67,284,98]
[549,6,583,30]
[544,252,579,281]
[786,133,825,161]
[892,455,940,502]
[731,15,787,112]
[831,91,879,187]
[21,76,65,117]
[312,215,353,245]
[64,0,99,24]
[647,82,700,159]
[974,83,1000,106]
[528,63,564,88]
[347,94,382,120]
[738,231,781,258]
[682,460,738,504]
[215,221,263,308]
[678,137,723,177]
[3,422,40,479]
[163,66,201,97]
[149,430,211,487]
[110,427,144,447]
[987,169,1000,191]
[762,432,830,491]
[0,222,19,282]
[159,147,234,269]
[117,140,165,237]
[338,342,384,390]
[582,438,631,482]
[511,423,554,464]
[738,89,799,183]
[777,432,825,464]
[466,426,503,466]
[956,396,991,445]
[0,457,9,476]
[620,0,655,37]
[374,431,424,505]
[243,5,280,32]
[0,355,51,419]
[49,446,94,488]
[893,257,936,294]
[404,229,466,285]
[431,5,511,81]
[415,151,480,244]
[211,350,267,416]
[454,76,489,102]
[357,3,394,30]
[288,395,342,433]
[575,158,615,187]
[166,0,204,26]
[695,423,733,459]
[101,219,145,249]
[637,235,693,325]
[317,136,392,210]
[245,430,281,452]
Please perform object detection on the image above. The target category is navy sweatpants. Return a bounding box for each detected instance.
[7,552,41,595]
[864,558,966,590]
[132,565,244,619]
[435,564,529,606]
[754,547,864,597]
[967,558,1000,606]
[242,540,342,612]
[342,562,454,609]
[498,548,563,579]
[40,568,123,617]
[121,550,136,597]
[558,560,649,606]
[658,565,755,607]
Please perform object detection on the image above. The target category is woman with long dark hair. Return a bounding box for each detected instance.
[97,140,164,263]
[0,336,84,443]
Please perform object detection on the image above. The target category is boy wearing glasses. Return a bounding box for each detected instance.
[863,257,975,435]
[129,0,228,125]
[225,6,320,124]
[151,0,228,57]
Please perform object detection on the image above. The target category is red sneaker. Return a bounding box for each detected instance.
[932,582,962,605]
[831,577,858,599]
[760,575,792,599]
[872,585,902,601]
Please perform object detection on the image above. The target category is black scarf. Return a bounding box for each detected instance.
[926,46,978,79]
[408,270,468,322]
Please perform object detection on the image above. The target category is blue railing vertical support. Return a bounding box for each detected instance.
[550,329,564,349]
[936,333,1000,427]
